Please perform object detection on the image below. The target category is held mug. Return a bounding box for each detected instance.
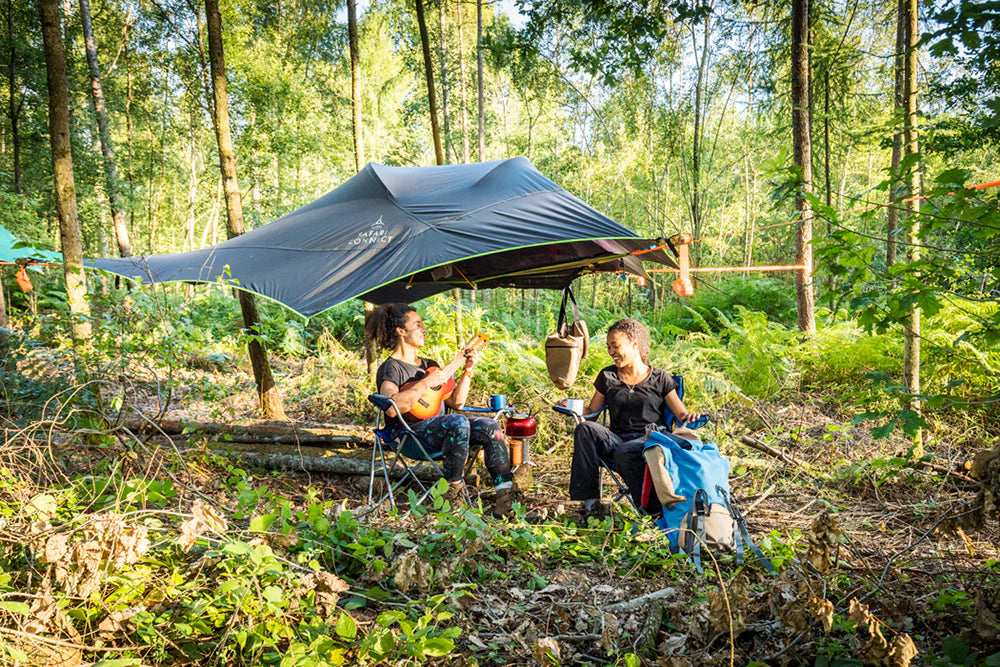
[566,398,585,416]
[488,394,507,411]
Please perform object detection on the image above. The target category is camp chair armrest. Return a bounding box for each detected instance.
[457,406,499,414]
[552,404,606,425]
[368,393,400,415]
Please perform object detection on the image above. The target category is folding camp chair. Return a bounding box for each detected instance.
[554,375,705,517]
[367,393,469,511]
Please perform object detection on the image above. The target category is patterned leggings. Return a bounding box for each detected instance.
[407,413,511,486]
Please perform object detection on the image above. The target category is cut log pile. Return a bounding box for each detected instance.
[120,416,440,480]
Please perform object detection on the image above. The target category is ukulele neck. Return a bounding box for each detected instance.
[438,353,469,379]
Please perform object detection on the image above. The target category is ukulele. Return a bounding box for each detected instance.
[399,333,489,422]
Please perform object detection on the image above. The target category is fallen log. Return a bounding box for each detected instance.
[124,417,368,446]
[205,441,440,480]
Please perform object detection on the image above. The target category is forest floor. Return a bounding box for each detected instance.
[4,354,1000,666]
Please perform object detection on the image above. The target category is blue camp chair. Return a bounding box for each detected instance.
[553,375,708,516]
[367,393,470,511]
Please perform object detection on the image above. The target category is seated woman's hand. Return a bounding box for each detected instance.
[680,412,710,428]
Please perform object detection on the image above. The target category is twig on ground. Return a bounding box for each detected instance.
[744,484,776,515]
[790,499,818,517]
[740,435,824,477]
[858,504,984,603]
[605,586,677,613]
[760,629,807,662]
[0,627,137,653]
[909,459,979,486]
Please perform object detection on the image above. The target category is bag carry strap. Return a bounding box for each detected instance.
[689,489,708,574]
[717,485,776,575]
[556,287,582,334]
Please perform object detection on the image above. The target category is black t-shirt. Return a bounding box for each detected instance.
[375,357,443,418]
[594,365,679,440]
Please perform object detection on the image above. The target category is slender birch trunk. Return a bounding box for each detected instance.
[5,0,23,194]
[40,0,91,342]
[457,0,470,164]
[476,0,484,161]
[348,0,377,374]
[438,0,452,163]
[887,0,905,270]
[901,0,921,416]
[79,0,131,257]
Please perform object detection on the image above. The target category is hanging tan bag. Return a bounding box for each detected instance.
[545,287,589,389]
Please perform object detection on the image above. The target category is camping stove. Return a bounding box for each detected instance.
[505,413,537,470]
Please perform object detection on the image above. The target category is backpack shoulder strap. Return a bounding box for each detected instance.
[688,489,709,574]
[717,485,776,575]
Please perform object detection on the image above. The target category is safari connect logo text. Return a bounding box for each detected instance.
[350,217,393,246]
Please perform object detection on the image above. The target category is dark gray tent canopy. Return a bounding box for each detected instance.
[88,157,674,317]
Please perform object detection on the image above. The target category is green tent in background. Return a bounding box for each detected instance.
[0,224,60,324]
[0,223,61,266]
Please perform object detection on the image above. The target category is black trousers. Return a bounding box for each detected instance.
[569,421,648,506]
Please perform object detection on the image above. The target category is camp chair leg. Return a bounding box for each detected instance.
[368,438,400,511]
[599,460,647,518]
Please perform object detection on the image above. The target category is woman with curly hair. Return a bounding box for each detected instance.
[366,303,513,515]
[564,318,702,519]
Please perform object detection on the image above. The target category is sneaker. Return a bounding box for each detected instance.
[491,487,514,518]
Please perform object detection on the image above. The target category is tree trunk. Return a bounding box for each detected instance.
[186,108,197,251]
[125,33,135,240]
[415,0,444,165]
[438,0,452,163]
[791,0,816,334]
[204,0,285,420]
[0,270,7,328]
[901,0,920,412]
[348,0,376,374]
[456,0,470,164]
[824,70,833,309]
[886,0,905,270]
[743,149,754,272]
[476,0,484,161]
[453,287,462,346]
[348,0,364,172]
[690,19,710,263]
[79,0,131,257]
[193,4,215,120]
[40,0,91,342]
[5,0,23,195]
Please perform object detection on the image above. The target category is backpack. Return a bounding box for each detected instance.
[642,429,774,574]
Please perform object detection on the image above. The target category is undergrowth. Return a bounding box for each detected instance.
[1,279,998,664]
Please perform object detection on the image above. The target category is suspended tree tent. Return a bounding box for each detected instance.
[0,223,61,267]
[1,223,61,295]
[87,158,674,316]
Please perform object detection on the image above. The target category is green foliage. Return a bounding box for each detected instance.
[677,276,798,332]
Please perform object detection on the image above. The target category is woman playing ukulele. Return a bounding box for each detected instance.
[366,303,513,515]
